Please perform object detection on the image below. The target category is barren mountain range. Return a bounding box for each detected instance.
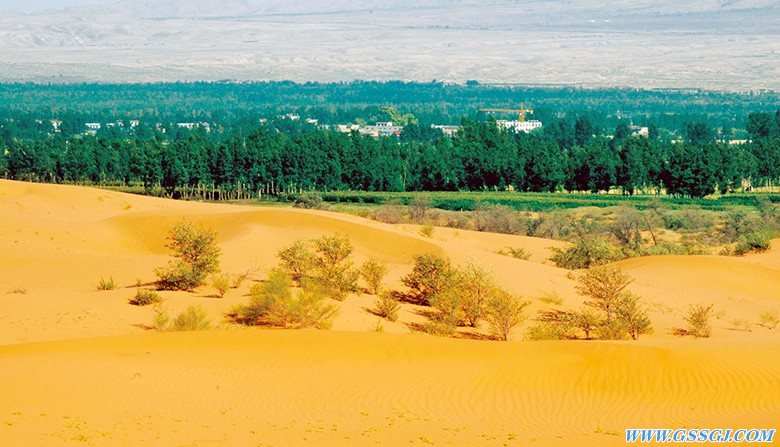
[1,0,778,89]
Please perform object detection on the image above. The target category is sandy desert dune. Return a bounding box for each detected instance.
[0,179,778,446]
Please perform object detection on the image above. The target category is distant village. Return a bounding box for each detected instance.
[41,112,549,139]
[37,112,744,144]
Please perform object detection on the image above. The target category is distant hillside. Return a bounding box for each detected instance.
[0,0,778,89]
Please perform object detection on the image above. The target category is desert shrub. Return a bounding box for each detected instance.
[457,258,499,328]
[359,258,388,295]
[401,253,456,305]
[607,207,643,249]
[155,264,202,292]
[230,266,257,289]
[497,246,532,260]
[572,307,601,339]
[662,212,689,230]
[170,305,211,331]
[537,291,563,305]
[684,303,715,338]
[278,234,359,300]
[663,208,716,232]
[733,231,771,255]
[644,242,690,256]
[409,195,432,224]
[483,290,530,341]
[239,268,337,329]
[374,291,401,322]
[442,211,470,229]
[311,233,360,300]
[372,200,405,224]
[731,319,752,332]
[240,268,293,323]
[284,288,339,329]
[526,320,577,340]
[277,239,317,285]
[427,288,463,335]
[211,273,231,298]
[96,276,117,291]
[530,209,573,239]
[231,272,249,289]
[576,264,632,321]
[758,310,779,329]
[151,303,169,331]
[613,292,652,340]
[533,265,653,341]
[419,224,434,238]
[156,220,221,291]
[422,320,459,337]
[129,289,162,306]
[292,192,324,209]
[549,239,614,269]
[7,286,28,295]
[721,209,754,242]
[473,204,524,234]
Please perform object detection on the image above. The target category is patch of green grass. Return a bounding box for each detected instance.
[537,291,563,305]
[128,289,162,306]
[96,276,117,291]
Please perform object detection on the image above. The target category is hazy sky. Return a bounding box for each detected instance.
[0,0,116,12]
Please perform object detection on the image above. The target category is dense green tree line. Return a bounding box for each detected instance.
[1,110,779,198]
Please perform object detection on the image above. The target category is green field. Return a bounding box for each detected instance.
[320,191,780,212]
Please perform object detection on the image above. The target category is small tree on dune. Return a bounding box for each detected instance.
[615,292,653,340]
[277,239,316,286]
[276,233,359,300]
[156,219,221,291]
[483,290,530,341]
[526,263,652,340]
[311,233,360,300]
[360,258,389,295]
[427,287,463,336]
[684,303,715,338]
[401,253,455,305]
[458,258,499,328]
[576,264,632,321]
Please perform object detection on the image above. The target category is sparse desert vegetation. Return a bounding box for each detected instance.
[155,220,221,291]
[373,291,401,322]
[233,268,337,329]
[96,276,117,291]
[129,289,162,306]
[359,258,388,295]
[210,273,231,298]
[527,264,652,340]
[759,310,779,330]
[682,303,716,338]
[152,304,211,332]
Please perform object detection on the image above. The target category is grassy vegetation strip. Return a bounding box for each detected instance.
[321,191,780,212]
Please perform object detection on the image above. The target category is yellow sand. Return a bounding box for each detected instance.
[1,179,778,446]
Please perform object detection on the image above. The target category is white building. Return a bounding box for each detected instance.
[431,124,461,137]
[496,120,543,133]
